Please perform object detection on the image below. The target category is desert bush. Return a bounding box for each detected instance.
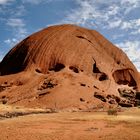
[107,108,118,115]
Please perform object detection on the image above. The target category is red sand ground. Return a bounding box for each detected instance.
[0,108,140,140]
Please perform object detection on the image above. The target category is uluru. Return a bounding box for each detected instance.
[0,24,140,110]
[1,0,140,139]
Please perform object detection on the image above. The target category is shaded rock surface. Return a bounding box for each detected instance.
[0,24,139,109]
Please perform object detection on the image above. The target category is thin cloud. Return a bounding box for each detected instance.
[4,38,18,46]
[12,5,26,17]
[22,0,61,5]
[2,0,29,47]
[62,0,140,30]
[6,18,27,46]
[22,0,45,4]
[7,18,25,27]
[121,19,140,30]
[6,18,27,37]
[0,0,14,5]
[116,41,140,71]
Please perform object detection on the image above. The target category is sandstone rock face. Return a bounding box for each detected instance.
[0,24,139,109]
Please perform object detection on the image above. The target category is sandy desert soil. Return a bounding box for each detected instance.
[0,105,139,140]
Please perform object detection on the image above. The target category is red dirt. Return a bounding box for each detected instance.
[0,111,140,140]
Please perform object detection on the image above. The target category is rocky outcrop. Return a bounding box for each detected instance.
[0,24,139,109]
[94,88,140,107]
[118,88,135,98]
[94,92,107,102]
[118,88,140,107]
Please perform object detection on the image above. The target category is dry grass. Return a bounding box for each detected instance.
[0,105,140,140]
[67,108,140,122]
[0,104,56,119]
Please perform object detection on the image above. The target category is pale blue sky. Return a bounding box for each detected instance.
[0,0,140,70]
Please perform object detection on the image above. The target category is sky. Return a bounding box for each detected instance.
[0,0,140,71]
